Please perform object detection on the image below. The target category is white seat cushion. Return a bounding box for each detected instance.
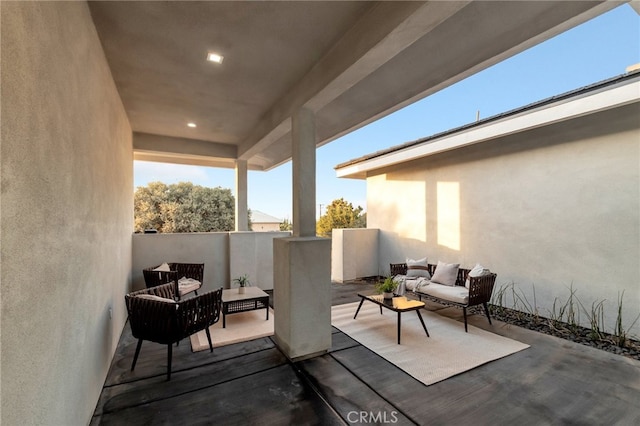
[178,277,201,296]
[136,293,176,304]
[417,282,468,305]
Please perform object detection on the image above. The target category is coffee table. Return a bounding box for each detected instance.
[354,291,429,344]
[221,287,270,328]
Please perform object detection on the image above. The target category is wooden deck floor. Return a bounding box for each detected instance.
[92,282,640,425]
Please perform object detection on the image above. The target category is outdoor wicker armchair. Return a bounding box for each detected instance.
[142,262,204,300]
[125,283,222,380]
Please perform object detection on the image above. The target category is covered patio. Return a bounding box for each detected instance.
[2,1,635,425]
[92,283,640,424]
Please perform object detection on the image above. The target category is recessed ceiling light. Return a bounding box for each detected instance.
[187,122,197,128]
[207,52,224,64]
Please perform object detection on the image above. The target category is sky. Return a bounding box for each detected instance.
[134,4,640,221]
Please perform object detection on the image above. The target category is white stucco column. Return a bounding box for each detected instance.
[292,108,316,237]
[235,159,248,231]
[273,107,331,361]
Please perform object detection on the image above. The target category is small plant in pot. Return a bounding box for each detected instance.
[376,276,398,300]
[233,274,251,294]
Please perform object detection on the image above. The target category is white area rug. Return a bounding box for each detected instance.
[331,301,529,386]
[190,308,274,352]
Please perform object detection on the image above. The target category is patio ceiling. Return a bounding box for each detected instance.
[88,1,620,171]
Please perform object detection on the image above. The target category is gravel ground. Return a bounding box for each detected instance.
[475,305,640,361]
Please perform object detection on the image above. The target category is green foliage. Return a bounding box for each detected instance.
[375,276,397,294]
[614,291,640,348]
[548,283,580,332]
[134,181,237,233]
[316,198,366,237]
[247,209,253,230]
[280,218,293,231]
[233,274,251,287]
[491,282,639,349]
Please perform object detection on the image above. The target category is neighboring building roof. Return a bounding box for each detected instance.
[251,210,283,224]
[335,70,640,179]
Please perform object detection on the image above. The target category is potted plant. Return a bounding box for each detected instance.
[233,274,251,294]
[376,276,397,300]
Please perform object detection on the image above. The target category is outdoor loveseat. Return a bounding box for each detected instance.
[391,260,497,332]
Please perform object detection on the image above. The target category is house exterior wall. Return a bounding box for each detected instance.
[1,3,133,425]
[367,104,639,337]
[251,222,281,232]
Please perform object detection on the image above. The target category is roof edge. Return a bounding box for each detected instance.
[335,70,640,175]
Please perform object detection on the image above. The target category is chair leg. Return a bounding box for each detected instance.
[167,344,173,381]
[483,302,492,325]
[463,307,468,332]
[205,327,214,352]
[131,339,143,371]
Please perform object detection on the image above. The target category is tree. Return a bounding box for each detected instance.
[134,181,237,233]
[316,198,366,237]
[280,218,293,231]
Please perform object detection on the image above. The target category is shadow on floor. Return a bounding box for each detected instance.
[91,281,640,425]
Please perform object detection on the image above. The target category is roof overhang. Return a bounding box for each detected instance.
[88,1,623,171]
[335,73,640,179]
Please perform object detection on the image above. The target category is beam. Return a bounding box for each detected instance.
[133,132,236,159]
[244,1,621,171]
[238,1,460,159]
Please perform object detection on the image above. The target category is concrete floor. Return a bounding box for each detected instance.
[91,282,640,425]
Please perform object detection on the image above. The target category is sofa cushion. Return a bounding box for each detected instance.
[178,277,202,296]
[406,257,431,278]
[430,261,460,286]
[137,293,176,304]
[465,264,492,288]
[417,282,468,305]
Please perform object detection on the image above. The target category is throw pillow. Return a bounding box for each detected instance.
[153,262,171,272]
[406,257,431,278]
[430,260,460,286]
[465,264,491,288]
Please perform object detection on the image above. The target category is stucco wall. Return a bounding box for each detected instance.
[1,3,133,425]
[368,104,640,337]
[132,231,290,291]
[230,231,291,290]
[331,228,380,282]
[132,232,230,291]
